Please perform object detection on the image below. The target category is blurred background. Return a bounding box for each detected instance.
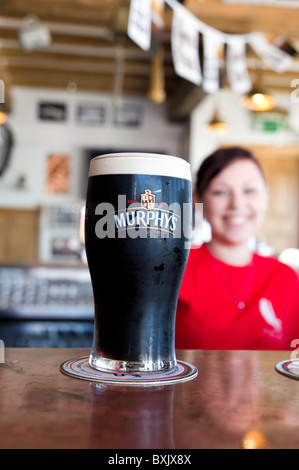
[0,0,299,346]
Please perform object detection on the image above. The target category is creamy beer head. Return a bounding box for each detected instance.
[85,152,192,373]
[88,152,191,181]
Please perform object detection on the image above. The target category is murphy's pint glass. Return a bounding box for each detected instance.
[85,153,192,373]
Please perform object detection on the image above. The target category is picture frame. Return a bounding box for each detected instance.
[76,103,106,126]
[38,102,67,121]
[113,103,144,127]
[46,153,70,194]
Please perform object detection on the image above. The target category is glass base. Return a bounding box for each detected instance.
[89,350,177,374]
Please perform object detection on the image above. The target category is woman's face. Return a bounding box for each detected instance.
[201,159,269,246]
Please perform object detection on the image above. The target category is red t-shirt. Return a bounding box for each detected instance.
[175,244,299,350]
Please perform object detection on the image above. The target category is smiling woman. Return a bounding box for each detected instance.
[175,147,299,350]
[197,147,268,266]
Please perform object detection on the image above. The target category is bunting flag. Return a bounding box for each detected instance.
[127,0,152,51]
[226,41,252,93]
[249,33,294,73]
[202,34,222,93]
[152,0,165,31]
[127,0,295,92]
[222,0,299,7]
[171,7,202,85]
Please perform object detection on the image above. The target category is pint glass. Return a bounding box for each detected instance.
[85,153,192,373]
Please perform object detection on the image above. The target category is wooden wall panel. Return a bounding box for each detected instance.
[0,208,40,264]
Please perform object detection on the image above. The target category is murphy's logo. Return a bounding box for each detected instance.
[141,189,155,210]
[93,191,192,242]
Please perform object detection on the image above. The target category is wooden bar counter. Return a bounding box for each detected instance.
[0,348,298,449]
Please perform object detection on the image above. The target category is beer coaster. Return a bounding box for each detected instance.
[60,356,198,386]
[275,359,299,380]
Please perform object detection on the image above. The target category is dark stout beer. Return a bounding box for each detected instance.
[85,153,192,373]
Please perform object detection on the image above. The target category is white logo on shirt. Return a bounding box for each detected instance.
[259,298,282,333]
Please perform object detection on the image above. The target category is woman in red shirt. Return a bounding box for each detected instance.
[175,147,299,350]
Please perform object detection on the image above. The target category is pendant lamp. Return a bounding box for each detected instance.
[242,88,276,112]
[148,46,166,104]
[204,110,230,134]
[0,99,7,125]
[241,71,276,112]
[0,110,7,125]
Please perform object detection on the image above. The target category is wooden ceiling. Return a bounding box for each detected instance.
[0,0,299,120]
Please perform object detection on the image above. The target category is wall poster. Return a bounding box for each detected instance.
[46,154,70,194]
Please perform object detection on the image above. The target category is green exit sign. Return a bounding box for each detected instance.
[251,110,289,133]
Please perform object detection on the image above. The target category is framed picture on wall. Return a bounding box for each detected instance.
[49,206,80,228]
[51,237,81,259]
[46,154,70,194]
[76,103,106,125]
[38,102,67,121]
[113,103,144,127]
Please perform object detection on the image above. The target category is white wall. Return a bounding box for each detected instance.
[2,85,299,261]
[4,86,299,206]
[189,89,299,184]
[0,86,188,208]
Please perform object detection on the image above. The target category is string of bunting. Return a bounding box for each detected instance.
[127,0,295,94]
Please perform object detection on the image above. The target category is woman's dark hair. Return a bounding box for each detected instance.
[195,147,266,197]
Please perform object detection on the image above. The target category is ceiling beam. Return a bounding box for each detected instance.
[0,0,129,26]
[175,0,299,39]
[0,0,298,119]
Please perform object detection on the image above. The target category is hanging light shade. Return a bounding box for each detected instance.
[147,47,166,104]
[204,110,230,134]
[0,103,7,125]
[242,88,276,112]
[0,111,7,125]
